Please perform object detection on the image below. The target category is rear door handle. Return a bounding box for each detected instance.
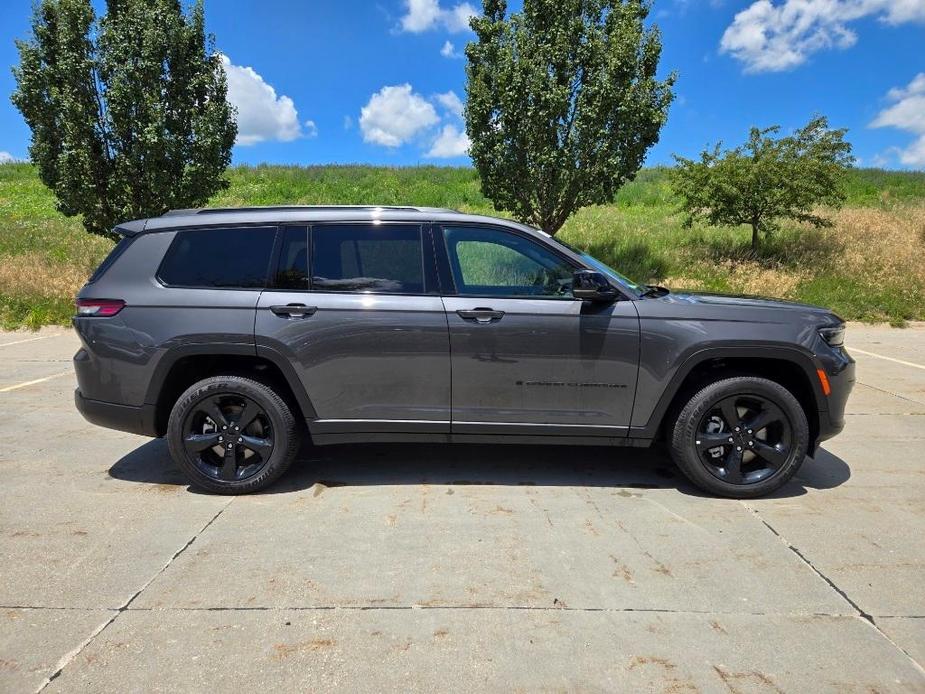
[270,303,317,318]
[456,308,504,324]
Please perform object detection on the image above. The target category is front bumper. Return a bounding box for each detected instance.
[74,389,158,437]
[815,352,855,448]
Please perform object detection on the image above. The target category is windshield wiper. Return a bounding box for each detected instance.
[641,285,670,298]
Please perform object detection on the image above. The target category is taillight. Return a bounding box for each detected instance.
[76,299,125,317]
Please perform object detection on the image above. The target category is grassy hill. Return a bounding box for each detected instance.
[1,162,924,328]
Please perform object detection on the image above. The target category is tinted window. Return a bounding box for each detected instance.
[159,227,275,288]
[275,227,309,289]
[312,224,424,293]
[444,227,574,298]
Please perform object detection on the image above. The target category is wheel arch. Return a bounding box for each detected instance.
[641,346,826,451]
[147,345,316,437]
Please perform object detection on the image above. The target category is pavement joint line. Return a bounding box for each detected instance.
[33,499,235,693]
[0,334,62,348]
[856,380,925,407]
[851,347,925,371]
[741,501,925,679]
[0,370,72,393]
[4,604,923,619]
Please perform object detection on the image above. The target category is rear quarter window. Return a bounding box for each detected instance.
[158,227,276,289]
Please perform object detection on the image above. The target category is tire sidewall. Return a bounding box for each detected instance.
[670,377,809,498]
[167,376,297,494]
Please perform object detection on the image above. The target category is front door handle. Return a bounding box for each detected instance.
[457,308,504,324]
[270,303,317,318]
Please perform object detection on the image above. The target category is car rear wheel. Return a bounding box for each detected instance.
[669,377,809,498]
[167,376,299,494]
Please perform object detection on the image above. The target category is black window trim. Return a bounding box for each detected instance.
[266,224,309,291]
[155,223,280,291]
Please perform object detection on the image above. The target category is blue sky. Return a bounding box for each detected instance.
[0,0,923,169]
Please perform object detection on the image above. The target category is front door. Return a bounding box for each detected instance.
[255,223,450,437]
[438,225,639,437]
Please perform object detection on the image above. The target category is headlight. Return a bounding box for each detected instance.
[819,325,845,347]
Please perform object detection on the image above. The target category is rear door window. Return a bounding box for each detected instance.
[311,224,426,294]
[158,227,276,289]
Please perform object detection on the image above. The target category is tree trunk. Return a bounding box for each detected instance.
[751,223,759,253]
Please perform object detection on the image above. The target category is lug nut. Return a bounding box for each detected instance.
[218,436,223,442]
[238,437,243,443]
[736,446,742,451]
[222,426,227,430]
[227,444,233,449]
[728,437,734,442]
[734,427,740,432]
[234,426,239,431]
[695,440,701,445]
[747,429,753,434]
[748,441,754,447]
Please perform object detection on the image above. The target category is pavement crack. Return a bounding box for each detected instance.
[741,501,925,678]
[33,499,233,693]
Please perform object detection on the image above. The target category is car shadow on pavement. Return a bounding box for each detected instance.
[109,438,851,499]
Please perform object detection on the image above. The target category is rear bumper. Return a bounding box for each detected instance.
[74,389,158,437]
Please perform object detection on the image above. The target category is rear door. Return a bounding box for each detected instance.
[437,225,639,437]
[255,223,451,436]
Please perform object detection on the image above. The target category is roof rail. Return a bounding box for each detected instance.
[162,204,458,216]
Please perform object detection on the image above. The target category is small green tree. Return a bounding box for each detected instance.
[465,0,674,235]
[12,0,236,239]
[670,116,853,252]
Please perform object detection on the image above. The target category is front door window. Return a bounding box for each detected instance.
[443,226,574,298]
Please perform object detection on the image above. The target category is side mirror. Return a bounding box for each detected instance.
[572,270,618,302]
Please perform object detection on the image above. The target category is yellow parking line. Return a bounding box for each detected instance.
[851,348,925,371]
[0,370,73,393]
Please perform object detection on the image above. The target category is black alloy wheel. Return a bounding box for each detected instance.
[182,393,274,482]
[695,394,791,485]
[167,375,299,494]
[669,376,809,498]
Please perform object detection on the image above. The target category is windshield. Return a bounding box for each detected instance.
[549,237,645,296]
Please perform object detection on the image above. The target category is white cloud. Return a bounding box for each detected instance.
[870,73,925,167]
[441,40,463,58]
[399,0,478,33]
[220,54,311,145]
[359,84,440,147]
[426,124,470,158]
[720,0,925,73]
[0,151,16,164]
[435,90,464,118]
[304,120,318,138]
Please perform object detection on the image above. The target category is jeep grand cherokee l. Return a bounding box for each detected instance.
[73,206,854,497]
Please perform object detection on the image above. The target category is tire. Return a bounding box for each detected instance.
[669,377,809,498]
[167,375,300,494]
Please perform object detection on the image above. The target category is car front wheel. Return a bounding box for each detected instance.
[167,375,299,494]
[669,376,809,498]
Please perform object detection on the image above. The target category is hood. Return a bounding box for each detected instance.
[647,290,844,326]
[663,291,826,312]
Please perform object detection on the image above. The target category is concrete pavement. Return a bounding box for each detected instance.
[0,324,923,692]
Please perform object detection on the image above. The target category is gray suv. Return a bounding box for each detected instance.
[73,206,854,498]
